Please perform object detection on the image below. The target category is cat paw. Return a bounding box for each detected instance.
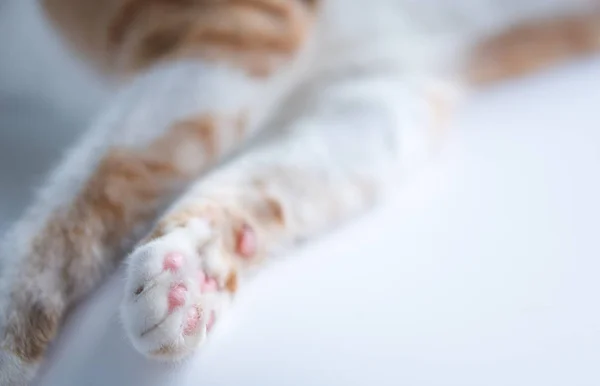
[121,217,254,360]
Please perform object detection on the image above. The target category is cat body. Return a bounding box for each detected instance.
[1,0,599,384]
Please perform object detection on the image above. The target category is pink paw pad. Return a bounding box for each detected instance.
[197,271,218,293]
[183,307,200,335]
[236,224,257,258]
[183,307,216,335]
[163,252,185,272]
[201,277,218,293]
[168,283,187,312]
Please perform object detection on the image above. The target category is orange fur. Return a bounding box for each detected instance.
[0,111,250,363]
[225,271,239,293]
[2,304,60,362]
[469,13,600,85]
[149,343,183,358]
[43,0,317,76]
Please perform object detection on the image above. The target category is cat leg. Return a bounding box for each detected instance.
[468,11,600,85]
[121,68,454,359]
[0,10,316,386]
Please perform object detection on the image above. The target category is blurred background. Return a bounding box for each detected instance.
[0,0,108,233]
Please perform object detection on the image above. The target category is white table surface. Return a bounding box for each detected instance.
[24,56,600,386]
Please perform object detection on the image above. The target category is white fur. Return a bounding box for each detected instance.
[0,350,37,386]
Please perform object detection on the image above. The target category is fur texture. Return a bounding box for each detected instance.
[1,0,600,384]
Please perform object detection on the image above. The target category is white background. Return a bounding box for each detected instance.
[1,1,599,385]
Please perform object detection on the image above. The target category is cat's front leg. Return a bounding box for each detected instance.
[120,128,386,358]
[122,201,257,358]
[121,69,456,358]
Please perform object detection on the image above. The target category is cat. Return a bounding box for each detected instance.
[1,0,600,384]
